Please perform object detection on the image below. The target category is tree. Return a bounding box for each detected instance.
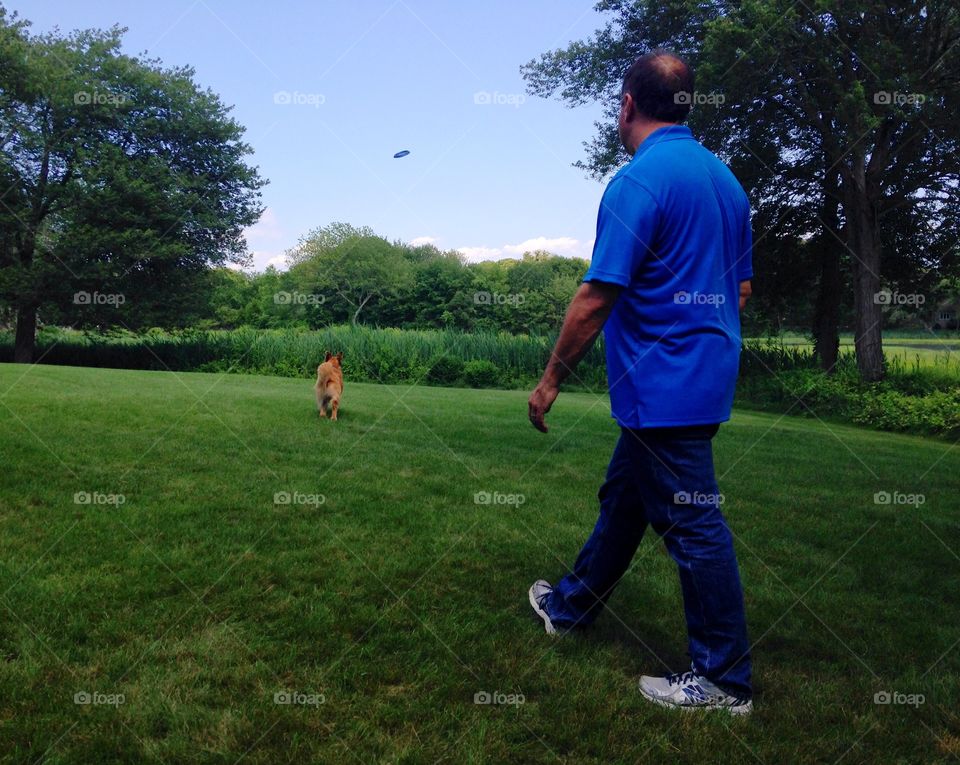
[379,247,473,329]
[704,1,960,381]
[290,234,413,326]
[503,252,587,333]
[0,7,265,361]
[203,267,256,329]
[285,222,376,266]
[522,0,960,381]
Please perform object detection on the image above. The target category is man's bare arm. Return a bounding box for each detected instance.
[739,280,752,311]
[528,281,621,432]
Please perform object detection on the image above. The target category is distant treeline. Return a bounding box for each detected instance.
[4,217,951,347]
[19,222,778,338]
[204,234,590,336]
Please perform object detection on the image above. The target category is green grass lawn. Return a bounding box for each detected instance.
[1,363,958,763]
[745,334,960,377]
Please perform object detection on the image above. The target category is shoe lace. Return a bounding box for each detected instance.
[666,670,698,686]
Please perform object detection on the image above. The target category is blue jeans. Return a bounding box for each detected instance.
[547,427,752,697]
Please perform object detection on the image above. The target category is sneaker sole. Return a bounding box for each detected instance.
[639,686,752,716]
[527,584,557,635]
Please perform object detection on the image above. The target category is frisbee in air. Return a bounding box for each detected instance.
[393,149,411,158]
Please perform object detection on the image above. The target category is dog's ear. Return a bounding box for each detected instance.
[336,352,343,362]
[324,351,332,362]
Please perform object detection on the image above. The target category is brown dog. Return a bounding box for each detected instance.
[315,352,344,420]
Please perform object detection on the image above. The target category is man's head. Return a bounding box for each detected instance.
[618,50,694,155]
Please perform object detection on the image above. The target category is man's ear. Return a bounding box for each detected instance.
[324,351,332,361]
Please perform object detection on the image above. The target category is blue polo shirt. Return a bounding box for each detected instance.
[584,125,752,428]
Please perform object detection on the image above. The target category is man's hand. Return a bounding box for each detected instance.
[527,281,621,433]
[528,382,560,433]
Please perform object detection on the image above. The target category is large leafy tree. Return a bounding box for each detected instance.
[0,7,265,361]
[289,234,413,326]
[705,1,960,381]
[377,245,476,329]
[284,221,376,267]
[522,0,960,381]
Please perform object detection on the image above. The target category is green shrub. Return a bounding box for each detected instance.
[853,388,960,437]
[463,359,500,388]
[426,355,464,386]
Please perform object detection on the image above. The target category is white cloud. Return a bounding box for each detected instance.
[457,245,504,262]
[502,236,580,256]
[243,207,290,271]
[250,250,289,271]
[244,207,283,247]
[409,235,439,247]
[457,236,590,263]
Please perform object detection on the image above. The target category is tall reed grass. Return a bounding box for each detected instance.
[0,326,610,390]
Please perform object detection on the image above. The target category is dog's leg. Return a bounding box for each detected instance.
[317,391,328,418]
[328,390,340,421]
[315,369,324,417]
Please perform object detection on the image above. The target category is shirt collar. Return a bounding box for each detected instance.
[632,125,694,160]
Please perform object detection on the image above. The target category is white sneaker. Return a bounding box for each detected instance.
[639,670,753,715]
[528,579,558,635]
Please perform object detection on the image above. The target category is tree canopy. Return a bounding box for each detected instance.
[0,5,265,361]
[522,0,960,380]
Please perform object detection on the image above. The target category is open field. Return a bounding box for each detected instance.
[1,364,959,763]
[744,333,960,373]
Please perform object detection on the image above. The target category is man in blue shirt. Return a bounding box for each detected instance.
[527,50,754,714]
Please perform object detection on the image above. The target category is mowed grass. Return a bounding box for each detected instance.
[0,364,959,764]
[746,334,960,374]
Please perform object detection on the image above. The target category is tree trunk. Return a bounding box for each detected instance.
[844,161,884,382]
[812,246,841,372]
[351,293,373,326]
[14,304,37,364]
[812,168,843,373]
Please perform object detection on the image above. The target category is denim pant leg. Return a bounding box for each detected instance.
[622,430,752,698]
[547,433,649,628]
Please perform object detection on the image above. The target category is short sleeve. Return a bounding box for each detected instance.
[737,203,753,281]
[583,177,659,287]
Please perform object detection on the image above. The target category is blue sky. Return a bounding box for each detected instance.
[15,0,615,270]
